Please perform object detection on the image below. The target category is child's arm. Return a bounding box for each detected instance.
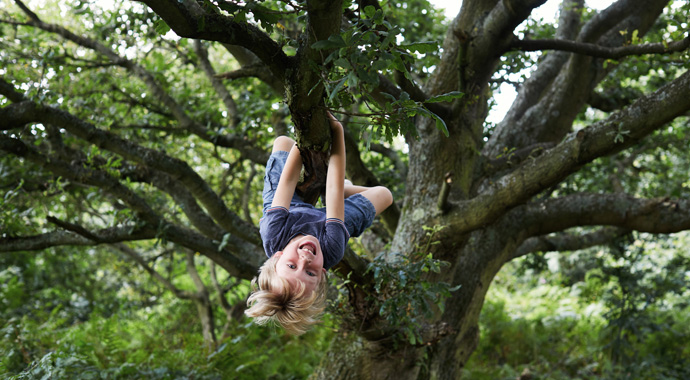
[326,112,345,221]
[271,143,303,210]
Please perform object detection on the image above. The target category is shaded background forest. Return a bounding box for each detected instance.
[1,0,690,379]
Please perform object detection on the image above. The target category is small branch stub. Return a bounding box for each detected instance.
[437,171,453,213]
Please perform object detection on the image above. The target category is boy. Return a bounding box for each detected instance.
[245,112,393,334]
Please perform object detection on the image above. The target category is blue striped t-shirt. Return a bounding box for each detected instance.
[259,205,350,270]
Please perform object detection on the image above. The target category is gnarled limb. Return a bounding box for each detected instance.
[0,225,155,252]
[484,0,669,157]
[3,3,269,164]
[513,226,630,259]
[139,0,292,82]
[447,68,690,234]
[514,193,690,242]
[343,130,400,234]
[220,44,285,95]
[488,0,584,152]
[193,40,240,129]
[508,34,690,59]
[0,85,260,245]
[0,134,259,278]
[116,243,218,350]
[185,251,218,351]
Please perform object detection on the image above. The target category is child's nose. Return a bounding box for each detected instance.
[299,252,312,263]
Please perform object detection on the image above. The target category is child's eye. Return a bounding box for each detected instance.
[307,271,315,277]
[288,264,296,269]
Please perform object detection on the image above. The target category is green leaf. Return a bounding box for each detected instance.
[153,19,170,35]
[415,107,449,137]
[424,91,464,104]
[363,5,376,19]
[218,2,241,13]
[328,77,346,103]
[400,41,438,54]
[311,34,347,50]
[334,57,352,70]
[373,9,384,25]
[252,5,282,24]
[434,116,449,137]
[234,10,247,23]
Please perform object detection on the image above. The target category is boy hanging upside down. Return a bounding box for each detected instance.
[245,112,393,334]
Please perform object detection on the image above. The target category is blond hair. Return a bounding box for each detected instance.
[245,254,328,335]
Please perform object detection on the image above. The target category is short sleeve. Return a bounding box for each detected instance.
[259,206,289,257]
[322,218,349,269]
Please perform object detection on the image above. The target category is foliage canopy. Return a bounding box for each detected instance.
[1,0,689,378]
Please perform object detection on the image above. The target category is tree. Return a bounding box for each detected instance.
[1,0,689,378]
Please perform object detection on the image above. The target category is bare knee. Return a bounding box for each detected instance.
[377,186,393,210]
[273,136,295,153]
[366,186,393,216]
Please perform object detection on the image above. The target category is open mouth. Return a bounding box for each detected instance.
[299,242,317,255]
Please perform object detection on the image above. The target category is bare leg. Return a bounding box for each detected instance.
[344,180,371,198]
[360,186,393,216]
[273,135,295,153]
[344,180,393,216]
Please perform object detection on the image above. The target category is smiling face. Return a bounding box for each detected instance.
[275,234,326,296]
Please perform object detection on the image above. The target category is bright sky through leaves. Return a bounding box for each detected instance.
[429,0,616,124]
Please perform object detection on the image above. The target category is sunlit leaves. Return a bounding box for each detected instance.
[308,5,457,141]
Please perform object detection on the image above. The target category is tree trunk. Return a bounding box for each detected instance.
[313,333,424,380]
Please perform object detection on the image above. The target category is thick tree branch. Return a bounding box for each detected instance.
[508,34,690,59]
[579,0,650,43]
[4,3,269,165]
[0,81,260,245]
[0,134,259,278]
[185,251,218,350]
[0,225,155,252]
[518,193,690,237]
[115,243,197,300]
[0,76,25,102]
[140,0,292,82]
[485,0,583,153]
[466,0,548,84]
[286,0,344,142]
[370,142,407,180]
[484,0,668,157]
[481,142,555,179]
[513,226,630,259]
[0,101,39,130]
[344,130,400,234]
[215,64,276,83]
[193,40,240,128]
[130,168,250,252]
[447,68,690,234]
[221,44,285,95]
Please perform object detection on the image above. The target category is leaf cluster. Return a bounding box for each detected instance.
[364,225,460,345]
[467,232,690,379]
[309,5,460,142]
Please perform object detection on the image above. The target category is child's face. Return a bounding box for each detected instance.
[275,234,326,295]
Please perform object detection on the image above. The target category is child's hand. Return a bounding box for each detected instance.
[327,112,343,134]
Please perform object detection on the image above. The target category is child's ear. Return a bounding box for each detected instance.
[322,268,326,274]
[275,251,283,257]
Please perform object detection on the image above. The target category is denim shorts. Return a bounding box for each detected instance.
[262,150,376,237]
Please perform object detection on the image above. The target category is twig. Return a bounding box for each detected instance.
[437,172,453,213]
